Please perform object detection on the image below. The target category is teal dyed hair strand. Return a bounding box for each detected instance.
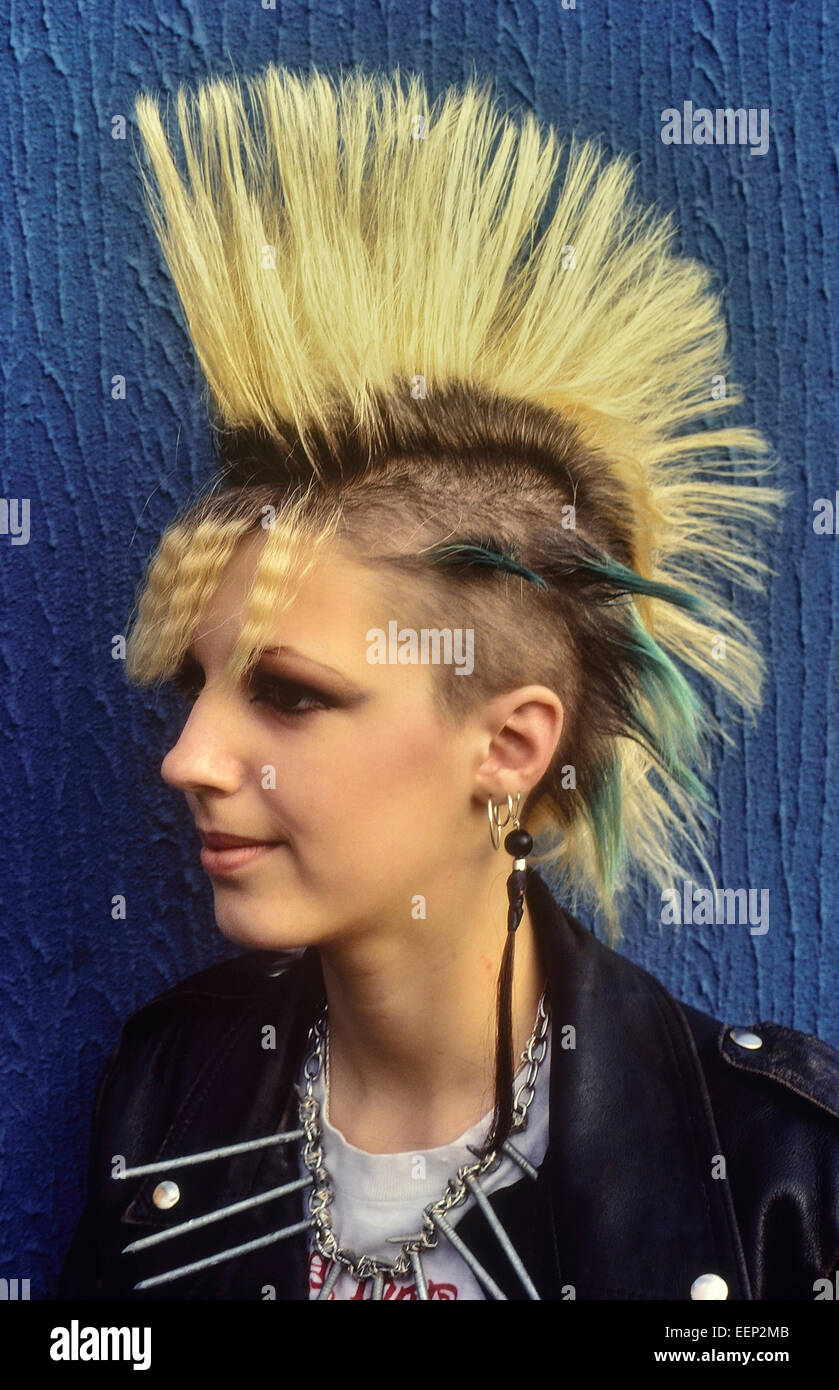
[620,608,712,805]
[588,755,627,899]
[566,552,711,616]
[425,541,549,590]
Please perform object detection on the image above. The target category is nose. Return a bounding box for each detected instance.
[160,691,246,796]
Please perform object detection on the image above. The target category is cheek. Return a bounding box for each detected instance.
[273,710,455,826]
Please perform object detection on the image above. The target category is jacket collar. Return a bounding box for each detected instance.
[119,867,752,1300]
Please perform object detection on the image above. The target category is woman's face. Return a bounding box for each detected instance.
[160,531,493,951]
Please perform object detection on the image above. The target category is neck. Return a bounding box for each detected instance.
[316,863,546,1152]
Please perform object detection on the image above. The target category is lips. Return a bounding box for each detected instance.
[199,829,280,849]
[197,827,285,877]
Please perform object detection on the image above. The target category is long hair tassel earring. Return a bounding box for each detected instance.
[486,793,533,1156]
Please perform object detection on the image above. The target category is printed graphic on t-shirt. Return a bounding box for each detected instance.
[308,1250,460,1300]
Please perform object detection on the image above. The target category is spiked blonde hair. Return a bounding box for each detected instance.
[127,62,786,949]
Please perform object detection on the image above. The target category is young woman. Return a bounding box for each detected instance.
[59,63,839,1301]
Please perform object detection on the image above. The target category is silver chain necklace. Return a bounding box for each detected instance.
[297,987,551,1286]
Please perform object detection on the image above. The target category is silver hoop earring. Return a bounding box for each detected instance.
[488,791,522,850]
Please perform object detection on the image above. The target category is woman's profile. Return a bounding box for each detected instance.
[59,62,839,1301]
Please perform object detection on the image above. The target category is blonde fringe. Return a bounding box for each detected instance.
[125,510,257,686]
[125,486,343,690]
[129,63,789,933]
[225,501,343,686]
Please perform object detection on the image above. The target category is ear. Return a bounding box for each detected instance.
[472,685,564,804]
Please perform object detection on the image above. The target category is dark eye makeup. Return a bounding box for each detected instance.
[169,654,335,719]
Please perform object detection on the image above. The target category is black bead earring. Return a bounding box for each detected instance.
[488,791,533,931]
[485,793,534,1157]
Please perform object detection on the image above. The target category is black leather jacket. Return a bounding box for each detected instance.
[58,868,839,1301]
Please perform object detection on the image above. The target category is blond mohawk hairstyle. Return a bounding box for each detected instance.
[130,62,787,941]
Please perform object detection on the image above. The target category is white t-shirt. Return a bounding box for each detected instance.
[297,1019,551,1300]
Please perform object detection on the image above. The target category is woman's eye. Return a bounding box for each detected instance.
[169,662,330,719]
[248,676,332,717]
[170,665,202,703]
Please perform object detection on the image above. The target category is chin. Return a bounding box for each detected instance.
[212,904,309,953]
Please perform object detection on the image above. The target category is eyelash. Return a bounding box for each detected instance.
[170,663,333,719]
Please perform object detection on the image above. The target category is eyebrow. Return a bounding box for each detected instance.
[259,645,346,679]
[256,646,368,702]
[183,641,360,693]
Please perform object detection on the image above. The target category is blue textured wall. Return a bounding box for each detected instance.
[1,0,836,1299]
